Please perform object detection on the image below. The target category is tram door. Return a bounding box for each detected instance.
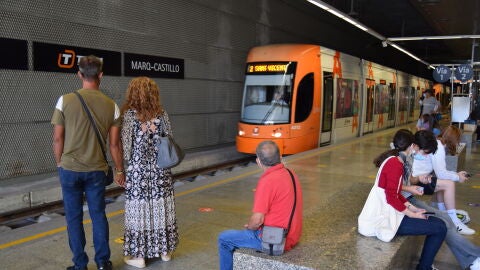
[320,72,333,146]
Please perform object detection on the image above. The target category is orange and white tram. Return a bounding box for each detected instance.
[236,44,431,154]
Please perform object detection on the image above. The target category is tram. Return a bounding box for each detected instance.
[236,44,431,154]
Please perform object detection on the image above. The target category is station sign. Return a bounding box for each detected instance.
[246,62,296,74]
[124,52,184,79]
[33,42,121,76]
[454,64,473,83]
[0,37,28,70]
[432,65,451,83]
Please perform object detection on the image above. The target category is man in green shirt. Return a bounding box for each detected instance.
[51,55,125,270]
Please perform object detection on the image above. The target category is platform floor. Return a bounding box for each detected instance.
[0,126,479,270]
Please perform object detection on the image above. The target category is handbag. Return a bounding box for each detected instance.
[358,156,405,242]
[156,134,185,169]
[74,91,114,186]
[261,168,297,256]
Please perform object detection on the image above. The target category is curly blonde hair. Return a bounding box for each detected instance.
[121,77,164,122]
[439,125,461,155]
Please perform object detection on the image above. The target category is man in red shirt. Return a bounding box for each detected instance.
[218,141,303,270]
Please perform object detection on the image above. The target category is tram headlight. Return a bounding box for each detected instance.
[272,128,282,138]
[238,129,245,136]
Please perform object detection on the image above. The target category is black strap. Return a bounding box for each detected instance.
[285,168,297,235]
[73,91,108,164]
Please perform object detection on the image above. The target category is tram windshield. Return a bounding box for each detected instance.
[240,74,293,124]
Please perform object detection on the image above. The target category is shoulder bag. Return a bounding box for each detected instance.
[358,156,405,242]
[74,91,114,186]
[261,168,297,256]
[156,114,185,169]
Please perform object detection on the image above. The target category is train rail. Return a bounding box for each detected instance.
[0,156,256,228]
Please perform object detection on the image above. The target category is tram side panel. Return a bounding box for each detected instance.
[324,49,363,143]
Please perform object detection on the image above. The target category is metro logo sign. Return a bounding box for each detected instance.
[33,42,121,76]
[57,49,76,68]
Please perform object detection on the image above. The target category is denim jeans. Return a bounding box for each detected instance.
[218,229,262,270]
[59,168,110,268]
[396,214,447,270]
[410,197,480,269]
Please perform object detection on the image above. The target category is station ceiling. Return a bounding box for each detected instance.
[287,0,479,67]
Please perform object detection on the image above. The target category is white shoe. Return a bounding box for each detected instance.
[470,257,480,270]
[431,265,439,270]
[161,253,171,262]
[456,222,475,235]
[124,257,146,268]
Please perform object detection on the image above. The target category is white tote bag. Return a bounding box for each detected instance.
[358,156,405,242]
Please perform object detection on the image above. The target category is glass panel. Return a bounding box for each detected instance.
[241,74,293,124]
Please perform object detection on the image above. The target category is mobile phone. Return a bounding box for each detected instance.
[465,173,472,177]
[424,212,435,215]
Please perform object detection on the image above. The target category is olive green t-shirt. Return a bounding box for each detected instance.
[51,88,121,172]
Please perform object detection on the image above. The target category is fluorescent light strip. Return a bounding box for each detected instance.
[388,35,480,41]
[305,0,431,67]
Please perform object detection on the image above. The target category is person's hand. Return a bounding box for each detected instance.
[114,173,126,187]
[406,208,427,219]
[418,174,431,184]
[408,185,424,196]
[458,171,468,183]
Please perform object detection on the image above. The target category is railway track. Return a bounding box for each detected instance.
[0,156,256,228]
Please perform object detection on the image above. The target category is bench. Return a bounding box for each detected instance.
[233,183,422,269]
[445,142,466,172]
[460,131,476,147]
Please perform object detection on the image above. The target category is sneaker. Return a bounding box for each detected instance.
[161,253,171,262]
[98,261,112,270]
[456,222,476,235]
[431,265,438,270]
[470,257,480,270]
[124,257,146,268]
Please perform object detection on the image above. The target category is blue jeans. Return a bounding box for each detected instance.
[410,197,480,269]
[396,215,447,270]
[59,168,110,268]
[218,229,262,270]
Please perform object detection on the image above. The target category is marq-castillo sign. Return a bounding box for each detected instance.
[124,52,184,79]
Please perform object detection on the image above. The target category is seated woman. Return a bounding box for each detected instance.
[399,130,480,270]
[416,114,431,131]
[412,130,474,235]
[359,129,447,270]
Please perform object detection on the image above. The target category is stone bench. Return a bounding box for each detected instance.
[460,131,476,147]
[445,142,466,172]
[233,183,422,270]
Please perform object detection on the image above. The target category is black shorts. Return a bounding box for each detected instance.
[417,176,437,195]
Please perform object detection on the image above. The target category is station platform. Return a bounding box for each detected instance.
[0,126,479,270]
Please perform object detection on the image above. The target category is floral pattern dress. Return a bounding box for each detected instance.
[121,109,178,258]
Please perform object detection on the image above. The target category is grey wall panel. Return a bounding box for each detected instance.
[1,0,358,180]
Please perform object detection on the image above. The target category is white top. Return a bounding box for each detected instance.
[422,96,439,115]
[412,139,459,181]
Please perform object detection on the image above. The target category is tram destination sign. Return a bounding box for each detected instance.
[432,65,451,83]
[246,62,296,74]
[454,64,473,83]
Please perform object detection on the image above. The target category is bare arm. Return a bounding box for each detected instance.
[109,125,126,187]
[52,125,65,167]
[244,212,265,230]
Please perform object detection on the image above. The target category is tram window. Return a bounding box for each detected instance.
[295,73,314,122]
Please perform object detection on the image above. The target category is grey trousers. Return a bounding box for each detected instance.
[409,197,480,269]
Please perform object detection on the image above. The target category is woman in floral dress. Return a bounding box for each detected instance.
[121,77,178,268]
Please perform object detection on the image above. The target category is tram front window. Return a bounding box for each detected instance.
[241,74,292,124]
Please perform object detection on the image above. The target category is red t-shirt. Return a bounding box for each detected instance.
[253,164,303,251]
[377,157,407,212]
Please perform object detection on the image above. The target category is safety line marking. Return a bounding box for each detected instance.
[0,127,399,250]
